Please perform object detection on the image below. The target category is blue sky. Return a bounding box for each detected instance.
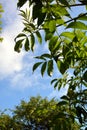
[0,0,68,112]
[0,0,86,112]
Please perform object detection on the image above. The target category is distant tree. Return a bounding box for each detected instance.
[13,96,80,130]
[15,0,87,129]
[0,110,23,130]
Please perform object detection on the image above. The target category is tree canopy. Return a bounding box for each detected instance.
[0,96,80,130]
[14,0,87,129]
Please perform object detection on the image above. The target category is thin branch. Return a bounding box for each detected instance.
[56,12,87,28]
[63,3,86,7]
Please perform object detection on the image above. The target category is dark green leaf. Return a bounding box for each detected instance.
[78,15,87,21]
[30,34,35,51]
[15,33,26,41]
[83,70,87,82]
[57,60,67,74]
[51,78,58,84]
[14,39,23,53]
[49,36,58,52]
[17,0,27,8]
[58,101,68,106]
[41,53,52,59]
[41,62,47,76]
[59,0,70,7]
[35,56,46,60]
[61,95,69,100]
[33,4,40,20]
[24,38,30,51]
[47,60,53,76]
[54,81,58,89]
[37,12,46,26]
[36,31,42,44]
[33,62,42,72]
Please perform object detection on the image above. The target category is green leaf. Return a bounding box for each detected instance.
[14,39,23,52]
[41,53,52,59]
[33,4,40,20]
[35,55,46,60]
[47,60,53,76]
[66,21,87,30]
[83,71,87,82]
[15,33,26,41]
[57,60,67,74]
[36,31,42,44]
[60,32,75,40]
[37,12,46,26]
[45,29,54,41]
[54,81,58,89]
[30,34,35,51]
[24,38,30,51]
[49,36,58,52]
[41,62,47,76]
[51,78,58,84]
[58,101,68,106]
[61,95,69,100]
[78,15,87,21]
[17,0,27,8]
[33,62,42,72]
[59,0,70,7]
[49,20,56,32]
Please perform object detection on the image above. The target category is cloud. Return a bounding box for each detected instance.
[0,0,25,79]
[0,0,63,95]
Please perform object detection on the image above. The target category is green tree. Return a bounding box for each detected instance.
[0,96,80,130]
[0,3,3,42]
[0,110,23,130]
[15,0,87,129]
[13,96,80,130]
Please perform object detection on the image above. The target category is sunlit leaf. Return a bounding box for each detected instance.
[49,20,56,32]
[66,21,87,30]
[60,32,75,40]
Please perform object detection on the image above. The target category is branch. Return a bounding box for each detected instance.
[57,12,87,28]
[63,3,86,7]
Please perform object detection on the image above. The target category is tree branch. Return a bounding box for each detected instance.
[57,12,87,28]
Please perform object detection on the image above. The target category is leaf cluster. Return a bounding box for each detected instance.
[15,0,87,128]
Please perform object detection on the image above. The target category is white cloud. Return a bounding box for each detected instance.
[0,0,25,79]
[0,0,66,96]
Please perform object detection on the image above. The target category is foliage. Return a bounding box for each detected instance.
[0,3,3,42]
[0,96,80,130]
[15,0,87,129]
